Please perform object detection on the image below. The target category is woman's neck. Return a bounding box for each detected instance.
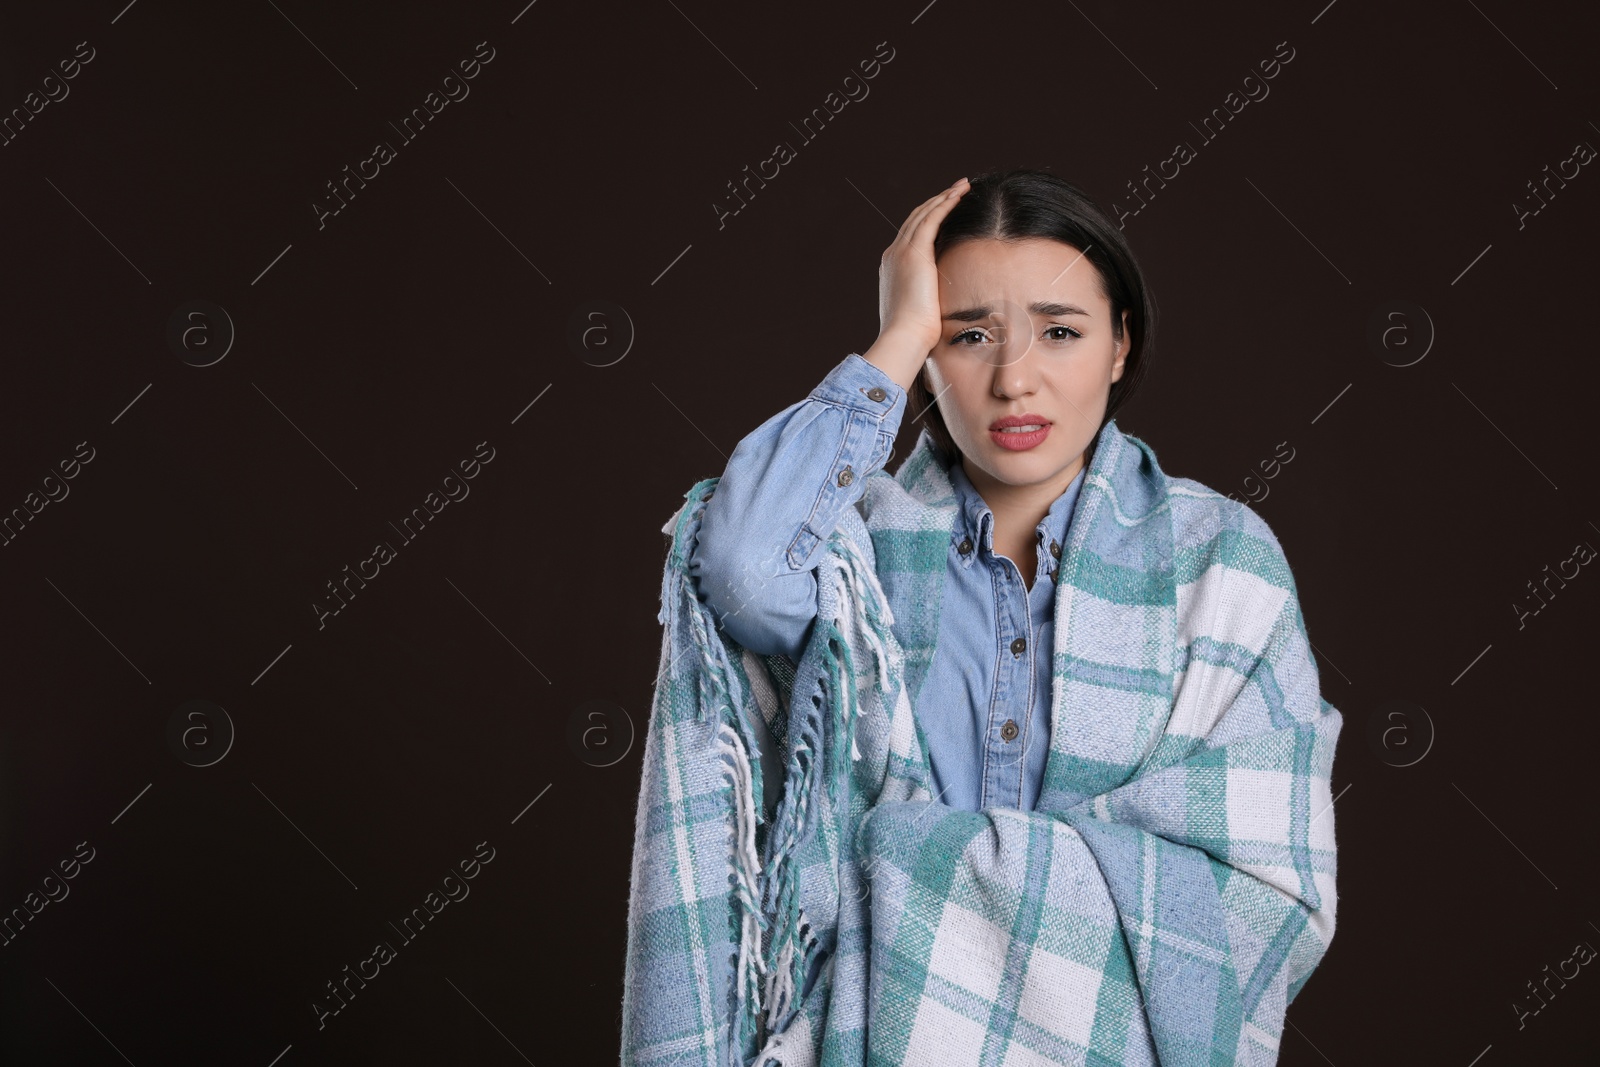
[961,452,1086,572]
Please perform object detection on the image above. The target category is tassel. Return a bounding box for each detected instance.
[749,532,901,1046]
[769,550,863,1029]
[716,717,769,1052]
[659,479,743,727]
[659,478,780,1053]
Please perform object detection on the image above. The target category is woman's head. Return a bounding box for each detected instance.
[906,169,1155,490]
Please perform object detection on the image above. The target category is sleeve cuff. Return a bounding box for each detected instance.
[807,352,907,423]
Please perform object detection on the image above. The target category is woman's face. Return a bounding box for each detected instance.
[923,237,1128,492]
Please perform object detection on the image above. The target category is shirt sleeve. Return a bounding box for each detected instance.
[689,352,907,660]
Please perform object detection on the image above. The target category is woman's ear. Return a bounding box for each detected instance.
[1111,309,1132,383]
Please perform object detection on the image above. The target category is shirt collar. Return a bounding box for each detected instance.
[947,459,1086,570]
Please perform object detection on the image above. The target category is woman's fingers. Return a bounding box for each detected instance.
[910,179,967,253]
[895,177,967,283]
[890,178,968,253]
[874,178,970,352]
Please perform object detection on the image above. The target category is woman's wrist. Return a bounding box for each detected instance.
[862,328,934,394]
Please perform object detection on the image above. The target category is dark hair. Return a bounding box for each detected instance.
[905,167,1156,466]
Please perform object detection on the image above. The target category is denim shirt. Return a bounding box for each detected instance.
[689,353,1085,813]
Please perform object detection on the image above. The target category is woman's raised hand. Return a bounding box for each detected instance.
[862,176,969,392]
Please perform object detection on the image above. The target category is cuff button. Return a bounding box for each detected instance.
[864,386,887,402]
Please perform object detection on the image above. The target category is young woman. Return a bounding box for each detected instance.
[627,168,1339,1067]
[689,169,1153,815]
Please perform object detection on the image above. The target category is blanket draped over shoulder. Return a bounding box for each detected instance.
[621,420,1342,1067]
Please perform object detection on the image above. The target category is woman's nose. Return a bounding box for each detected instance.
[991,352,1039,397]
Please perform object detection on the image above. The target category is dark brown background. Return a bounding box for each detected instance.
[1,0,1596,1062]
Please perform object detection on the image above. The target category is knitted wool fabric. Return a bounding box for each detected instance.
[622,418,1342,1067]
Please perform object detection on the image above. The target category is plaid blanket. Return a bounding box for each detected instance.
[622,419,1342,1067]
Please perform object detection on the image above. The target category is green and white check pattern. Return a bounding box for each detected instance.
[622,418,1342,1067]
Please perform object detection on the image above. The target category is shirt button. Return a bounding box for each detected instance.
[957,537,973,556]
[1010,637,1026,656]
[1000,719,1019,742]
[1050,539,1061,559]
[865,386,888,402]
[837,465,854,487]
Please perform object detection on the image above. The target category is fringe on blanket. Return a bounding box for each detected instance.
[754,533,898,1056]
[658,479,901,1065]
[659,480,769,1059]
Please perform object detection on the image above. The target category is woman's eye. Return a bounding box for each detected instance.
[950,325,1081,345]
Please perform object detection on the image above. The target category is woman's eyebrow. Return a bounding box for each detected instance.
[943,300,1090,321]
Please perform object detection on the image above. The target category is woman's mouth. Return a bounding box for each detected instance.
[988,416,1051,452]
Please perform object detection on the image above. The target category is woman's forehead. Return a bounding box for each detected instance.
[939,240,1109,314]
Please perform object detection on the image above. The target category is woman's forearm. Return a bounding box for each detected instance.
[689,352,908,660]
